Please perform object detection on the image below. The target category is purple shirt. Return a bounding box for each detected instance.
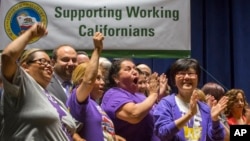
[101,87,160,141]
[67,88,116,141]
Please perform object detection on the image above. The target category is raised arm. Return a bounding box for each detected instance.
[1,23,48,82]
[76,32,104,102]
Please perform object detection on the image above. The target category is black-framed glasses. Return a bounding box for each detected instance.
[28,58,51,66]
[176,72,197,79]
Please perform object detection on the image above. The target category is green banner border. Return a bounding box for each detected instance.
[1,50,190,58]
[51,50,190,58]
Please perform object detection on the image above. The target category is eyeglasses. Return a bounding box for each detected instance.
[28,58,51,66]
[176,72,197,79]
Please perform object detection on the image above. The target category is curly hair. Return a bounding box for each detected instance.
[224,89,248,117]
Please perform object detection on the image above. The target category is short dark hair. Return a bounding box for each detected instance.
[201,82,225,101]
[107,58,133,88]
[51,44,74,60]
[169,58,201,86]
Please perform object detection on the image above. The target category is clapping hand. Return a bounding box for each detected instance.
[147,72,160,97]
[158,73,170,101]
[210,96,228,121]
[188,89,199,116]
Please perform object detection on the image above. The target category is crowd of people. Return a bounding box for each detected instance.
[0,23,250,141]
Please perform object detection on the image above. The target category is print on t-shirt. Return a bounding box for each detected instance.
[96,105,116,141]
[183,113,202,141]
[175,96,202,141]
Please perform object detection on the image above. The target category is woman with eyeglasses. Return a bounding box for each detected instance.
[0,23,78,140]
[153,58,228,141]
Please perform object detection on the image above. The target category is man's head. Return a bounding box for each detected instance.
[51,44,77,81]
[77,51,89,64]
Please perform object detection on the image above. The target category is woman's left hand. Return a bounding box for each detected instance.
[210,96,228,121]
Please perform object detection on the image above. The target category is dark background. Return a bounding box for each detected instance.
[130,0,250,102]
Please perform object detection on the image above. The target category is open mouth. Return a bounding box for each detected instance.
[99,87,104,91]
[133,77,138,84]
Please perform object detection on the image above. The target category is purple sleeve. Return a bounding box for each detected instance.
[207,119,225,141]
[200,102,225,141]
[66,88,89,122]
[101,89,134,119]
[153,97,179,140]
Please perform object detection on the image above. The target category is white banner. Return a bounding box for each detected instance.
[0,0,190,51]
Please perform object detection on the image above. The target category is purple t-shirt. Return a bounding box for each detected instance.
[67,88,116,141]
[101,87,159,141]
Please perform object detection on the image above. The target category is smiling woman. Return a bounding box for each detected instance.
[224,89,249,125]
[0,23,77,140]
[153,58,228,141]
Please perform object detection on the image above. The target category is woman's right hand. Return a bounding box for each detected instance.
[93,32,104,52]
[147,72,159,97]
[188,89,198,116]
[29,22,48,38]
